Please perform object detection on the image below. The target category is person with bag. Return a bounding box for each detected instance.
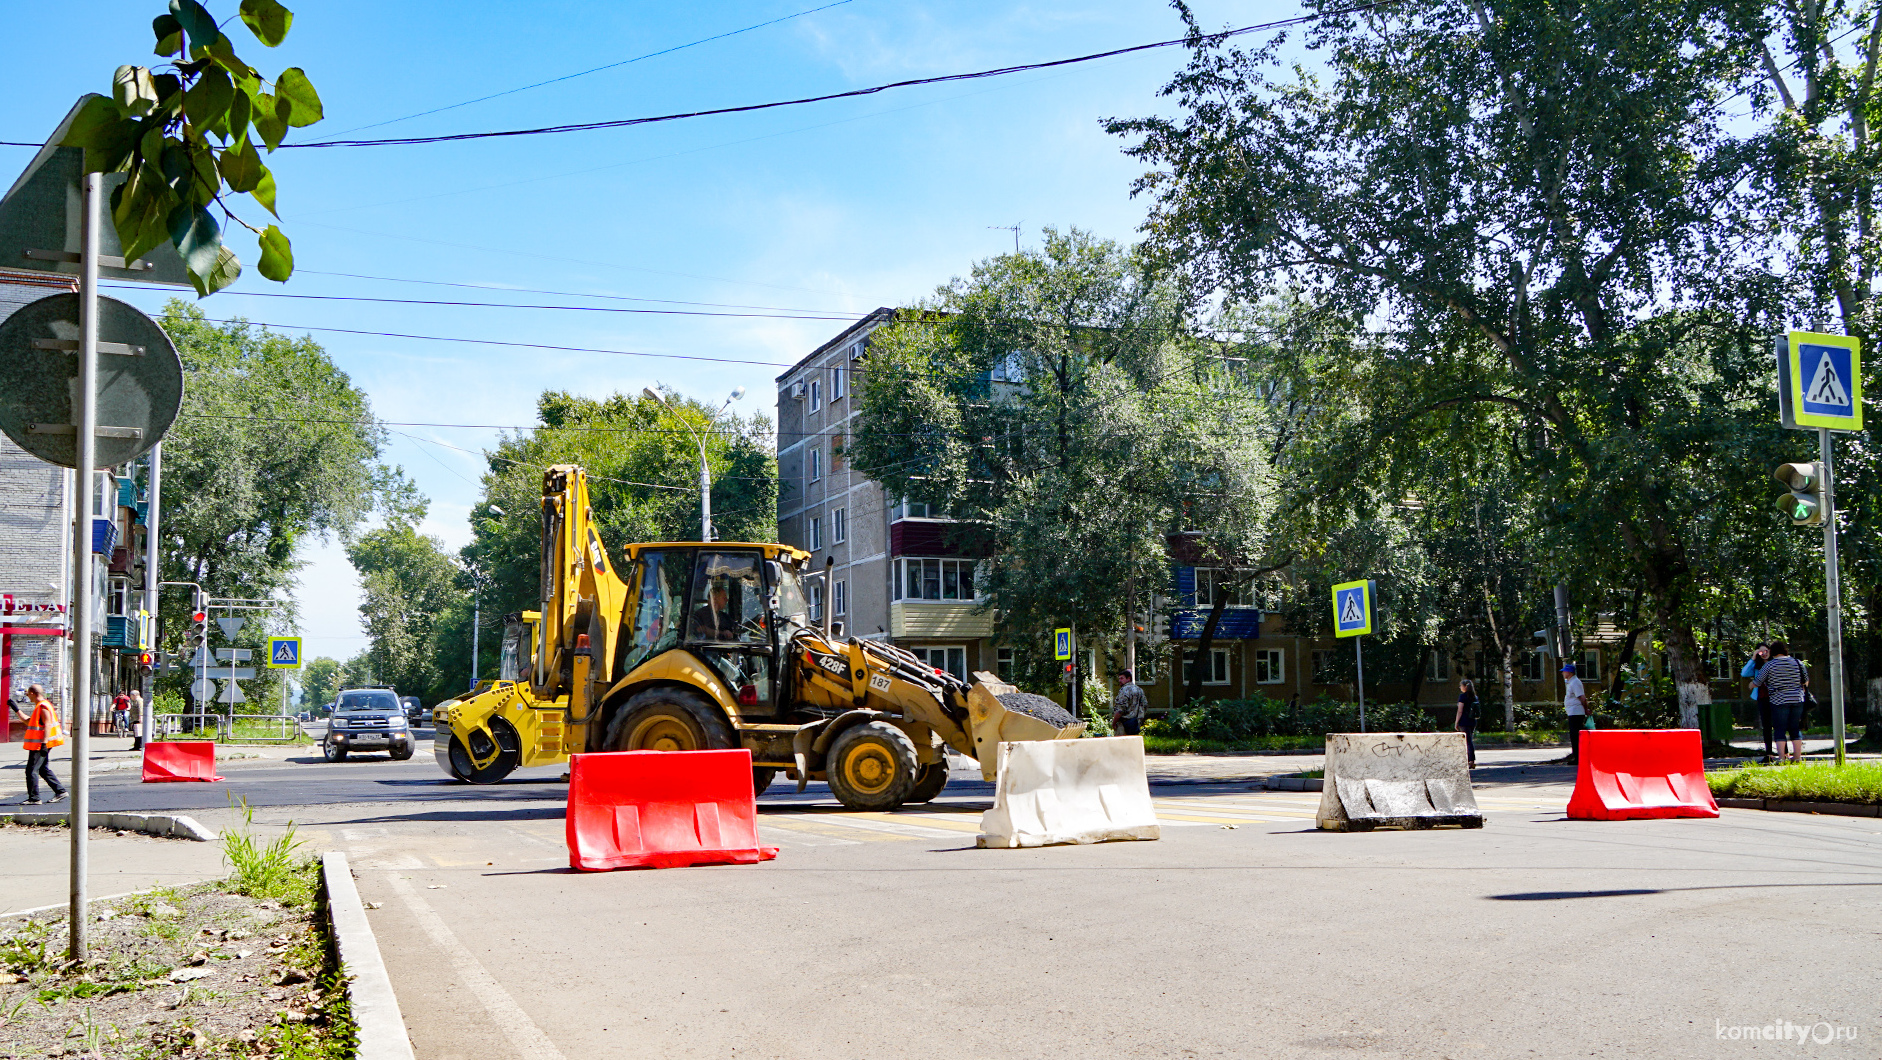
[1741,643,1773,760]
[1753,641,1809,765]
[13,684,67,805]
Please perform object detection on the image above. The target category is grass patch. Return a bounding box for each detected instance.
[1707,761,1882,805]
[222,798,313,905]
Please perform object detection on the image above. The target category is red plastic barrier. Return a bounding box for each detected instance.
[1567,729,1717,820]
[565,749,778,871]
[142,741,223,783]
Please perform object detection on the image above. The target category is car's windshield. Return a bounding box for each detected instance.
[337,691,399,713]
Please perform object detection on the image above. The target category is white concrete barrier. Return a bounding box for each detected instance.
[1316,732,1483,831]
[977,735,1160,848]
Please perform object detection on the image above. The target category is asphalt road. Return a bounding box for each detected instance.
[52,739,1877,1060]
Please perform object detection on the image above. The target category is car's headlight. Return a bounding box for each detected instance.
[330,718,347,729]
[389,716,408,729]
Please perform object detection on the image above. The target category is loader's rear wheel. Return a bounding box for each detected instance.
[826,721,919,811]
[447,733,518,785]
[753,767,777,794]
[607,687,734,753]
[908,760,949,803]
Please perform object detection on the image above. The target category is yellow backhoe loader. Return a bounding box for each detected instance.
[434,465,1081,810]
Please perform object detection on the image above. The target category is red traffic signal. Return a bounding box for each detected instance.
[139,652,153,667]
[191,611,206,623]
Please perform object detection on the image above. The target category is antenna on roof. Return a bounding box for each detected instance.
[988,223,1021,254]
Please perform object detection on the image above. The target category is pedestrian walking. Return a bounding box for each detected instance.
[12,685,67,805]
[1561,662,1589,759]
[127,688,145,749]
[1111,670,1148,737]
[1455,677,1479,768]
[1753,641,1809,765]
[1741,643,1772,760]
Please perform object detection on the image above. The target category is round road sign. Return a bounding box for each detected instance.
[0,293,183,468]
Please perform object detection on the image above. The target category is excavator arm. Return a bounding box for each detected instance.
[533,466,630,749]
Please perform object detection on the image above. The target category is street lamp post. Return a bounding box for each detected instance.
[468,506,502,693]
[643,387,744,541]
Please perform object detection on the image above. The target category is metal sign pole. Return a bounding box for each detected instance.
[1820,426,1847,767]
[1355,636,1366,734]
[68,171,102,963]
[139,442,160,751]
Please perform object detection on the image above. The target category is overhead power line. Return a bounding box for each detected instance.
[119,287,860,321]
[282,5,1393,149]
[336,0,859,134]
[296,269,856,315]
[190,316,800,367]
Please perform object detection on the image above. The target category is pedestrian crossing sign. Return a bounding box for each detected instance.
[1054,627,1072,661]
[265,636,302,669]
[1778,331,1862,432]
[1332,580,1374,638]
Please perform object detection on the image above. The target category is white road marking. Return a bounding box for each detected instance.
[386,873,569,1060]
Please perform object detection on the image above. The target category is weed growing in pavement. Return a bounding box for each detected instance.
[222,797,313,905]
[0,918,53,975]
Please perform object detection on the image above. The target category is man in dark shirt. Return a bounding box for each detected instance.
[690,582,738,641]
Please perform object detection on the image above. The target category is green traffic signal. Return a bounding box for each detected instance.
[1772,461,1827,525]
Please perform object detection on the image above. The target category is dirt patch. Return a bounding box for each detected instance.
[0,866,352,1059]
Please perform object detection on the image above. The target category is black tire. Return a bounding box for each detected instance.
[606,686,735,753]
[322,740,347,762]
[826,721,919,811]
[391,746,414,761]
[447,733,518,784]
[908,759,949,803]
[753,767,777,795]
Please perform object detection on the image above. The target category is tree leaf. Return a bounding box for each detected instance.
[152,14,183,57]
[252,92,287,151]
[257,224,293,282]
[167,202,224,288]
[251,165,278,217]
[239,0,293,47]
[168,0,221,50]
[205,33,257,82]
[73,116,143,176]
[112,66,159,117]
[183,65,234,130]
[226,90,252,144]
[273,68,323,128]
[217,136,263,192]
[194,244,243,297]
[115,173,172,267]
[152,72,183,104]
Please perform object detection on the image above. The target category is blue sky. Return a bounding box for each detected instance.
[8,0,1293,673]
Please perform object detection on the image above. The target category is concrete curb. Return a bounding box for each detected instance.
[1264,776,1324,792]
[321,852,415,1060]
[2,810,217,841]
[1716,797,1880,818]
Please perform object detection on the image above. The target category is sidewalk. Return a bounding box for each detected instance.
[0,737,298,793]
[0,822,231,915]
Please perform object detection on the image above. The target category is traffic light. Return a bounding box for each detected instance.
[1531,628,1554,659]
[1773,461,1827,525]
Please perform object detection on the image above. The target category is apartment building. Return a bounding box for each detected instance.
[775,310,996,682]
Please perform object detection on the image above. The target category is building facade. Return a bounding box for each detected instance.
[775,310,997,682]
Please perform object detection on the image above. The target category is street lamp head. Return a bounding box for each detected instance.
[642,387,664,404]
[728,386,745,402]
[486,505,504,517]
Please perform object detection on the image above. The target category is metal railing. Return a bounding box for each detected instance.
[155,713,231,739]
[225,714,300,742]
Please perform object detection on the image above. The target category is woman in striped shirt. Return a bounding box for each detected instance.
[1754,641,1810,765]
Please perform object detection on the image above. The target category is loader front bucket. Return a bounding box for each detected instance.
[963,673,1085,781]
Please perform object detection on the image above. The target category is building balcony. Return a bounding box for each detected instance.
[889,601,994,639]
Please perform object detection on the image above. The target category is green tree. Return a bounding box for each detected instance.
[299,655,340,708]
[1108,0,1797,727]
[460,389,777,623]
[60,0,319,294]
[152,301,382,707]
[347,495,464,703]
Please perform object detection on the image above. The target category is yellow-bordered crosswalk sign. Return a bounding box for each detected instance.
[265,636,302,669]
[1332,580,1374,638]
[1778,331,1862,432]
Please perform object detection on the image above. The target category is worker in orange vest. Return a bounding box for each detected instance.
[13,684,67,804]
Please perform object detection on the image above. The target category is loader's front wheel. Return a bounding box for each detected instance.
[826,721,919,811]
[908,760,949,803]
[607,687,734,753]
[753,767,777,794]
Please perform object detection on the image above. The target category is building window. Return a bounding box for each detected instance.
[996,647,1015,683]
[809,379,822,411]
[808,583,824,621]
[1706,654,1731,681]
[833,579,847,616]
[991,350,1024,382]
[893,558,979,601]
[832,507,846,544]
[808,448,821,482]
[1193,568,1257,607]
[1312,649,1341,685]
[913,645,967,682]
[1182,648,1231,686]
[830,431,844,470]
[831,367,845,400]
[1521,650,1546,683]
[1425,652,1448,682]
[891,498,936,520]
[1254,648,1285,684]
[1583,649,1603,681]
[808,516,822,552]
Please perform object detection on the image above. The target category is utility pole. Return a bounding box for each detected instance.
[137,443,161,751]
[1819,426,1847,767]
[643,387,744,541]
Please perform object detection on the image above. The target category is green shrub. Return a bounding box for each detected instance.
[1707,762,1882,804]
